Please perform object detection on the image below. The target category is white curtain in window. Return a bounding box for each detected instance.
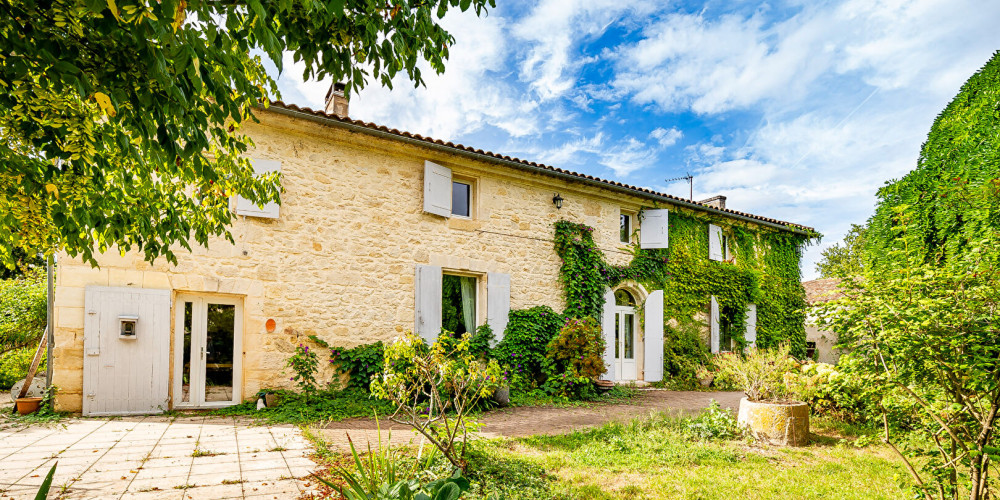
[460,277,476,332]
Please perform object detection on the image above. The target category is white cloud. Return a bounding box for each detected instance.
[649,127,683,147]
[513,0,656,101]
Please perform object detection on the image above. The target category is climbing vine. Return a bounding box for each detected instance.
[553,209,811,377]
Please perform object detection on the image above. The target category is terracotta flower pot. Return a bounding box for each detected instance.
[264,393,281,408]
[594,379,614,393]
[16,397,43,415]
[737,397,810,446]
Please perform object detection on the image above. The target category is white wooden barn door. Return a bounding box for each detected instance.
[83,286,171,416]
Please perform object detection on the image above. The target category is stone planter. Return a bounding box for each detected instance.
[594,379,614,394]
[264,393,281,408]
[737,397,810,446]
[492,386,510,407]
[698,375,714,388]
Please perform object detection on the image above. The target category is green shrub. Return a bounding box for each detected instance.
[0,347,44,390]
[0,270,46,353]
[661,320,710,389]
[541,317,604,399]
[493,306,563,387]
[330,341,385,391]
[683,400,740,441]
[467,324,494,359]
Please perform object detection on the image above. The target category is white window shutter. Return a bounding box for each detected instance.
[709,224,723,261]
[640,209,669,249]
[710,295,720,353]
[486,272,511,345]
[414,265,442,344]
[423,160,452,217]
[601,288,616,381]
[644,290,664,382]
[745,303,757,346]
[235,159,281,219]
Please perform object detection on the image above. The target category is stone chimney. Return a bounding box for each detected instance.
[699,195,727,209]
[324,82,349,118]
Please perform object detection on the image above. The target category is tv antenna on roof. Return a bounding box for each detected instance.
[665,173,693,200]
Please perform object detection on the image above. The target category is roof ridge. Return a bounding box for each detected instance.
[266,100,815,233]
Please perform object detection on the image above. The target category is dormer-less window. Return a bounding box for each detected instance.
[452,181,471,217]
[620,214,631,243]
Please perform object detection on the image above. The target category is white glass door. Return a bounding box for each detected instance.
[615,308,637,381]
[173,294,243,408]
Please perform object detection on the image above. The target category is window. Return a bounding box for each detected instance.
[719,306,734,353]
[452,181,471,217]
[620,214,631,243]
[442,274,477,335]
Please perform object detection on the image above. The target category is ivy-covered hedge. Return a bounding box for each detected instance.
[1,270,47,354]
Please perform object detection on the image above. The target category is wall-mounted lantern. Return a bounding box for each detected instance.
[552,193,564,210]
[119,314,139,339]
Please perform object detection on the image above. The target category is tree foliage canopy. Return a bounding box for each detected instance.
[814,224,865,278]
[0,0,494,268]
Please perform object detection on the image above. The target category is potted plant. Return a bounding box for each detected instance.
[15,396,43,415]
[715,344,810,446]
[695,364,714,388]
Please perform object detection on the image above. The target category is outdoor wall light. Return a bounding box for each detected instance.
[552,193,564,209]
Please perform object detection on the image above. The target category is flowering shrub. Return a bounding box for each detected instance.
[285,344,319,395]
[371,331,503,470]
[541,317,605,398]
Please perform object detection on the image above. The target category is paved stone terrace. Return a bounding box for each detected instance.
[0,416,317,499]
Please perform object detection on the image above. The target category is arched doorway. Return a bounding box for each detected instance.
[614,288,638,381]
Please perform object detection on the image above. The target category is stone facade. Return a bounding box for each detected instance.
[52,108,801,412]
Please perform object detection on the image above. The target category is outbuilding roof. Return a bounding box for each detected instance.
[266,101,816,235]
[803,278,845,305]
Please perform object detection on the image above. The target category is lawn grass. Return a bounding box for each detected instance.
[310,410,911,499]
[497,413,908,499]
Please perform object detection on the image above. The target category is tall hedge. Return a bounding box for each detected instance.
[866,51,1000,264]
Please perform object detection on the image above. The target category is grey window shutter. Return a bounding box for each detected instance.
[640,209,669,249]
[710,295,720,353]
[601,288,616,381]
[235,159,281,218]
[414,265,442,344]
[486,272,511,345]
[709,224,723,261]
[644,290,664,382]
[745,303,757,346]
[423,160,452,217]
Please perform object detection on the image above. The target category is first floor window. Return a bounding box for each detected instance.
[442,274,477,334]
[719,306,734,352]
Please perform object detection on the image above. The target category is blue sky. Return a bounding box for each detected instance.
[274,0,1000,279]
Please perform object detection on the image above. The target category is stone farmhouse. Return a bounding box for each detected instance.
[51,86,814,415]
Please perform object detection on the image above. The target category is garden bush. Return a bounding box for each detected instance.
[493,306,563,388]
[661,321,710,389]
[329,341,385,391]
[0,270,46,353]
[541,317,605,399]
[683,400,740,441]
[0,347,45,390]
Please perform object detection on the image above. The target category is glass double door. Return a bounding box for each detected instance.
[615,307,637,381]
[173,294,243,408]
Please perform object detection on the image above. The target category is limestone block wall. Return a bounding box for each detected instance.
[51,110,652,411]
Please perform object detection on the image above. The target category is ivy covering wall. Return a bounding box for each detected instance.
[551,209,812,381]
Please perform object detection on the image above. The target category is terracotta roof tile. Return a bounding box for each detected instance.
[267,101,815,233]
[803,278,844,305]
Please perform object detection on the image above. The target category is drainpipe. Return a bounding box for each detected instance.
[46,254,54,386]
